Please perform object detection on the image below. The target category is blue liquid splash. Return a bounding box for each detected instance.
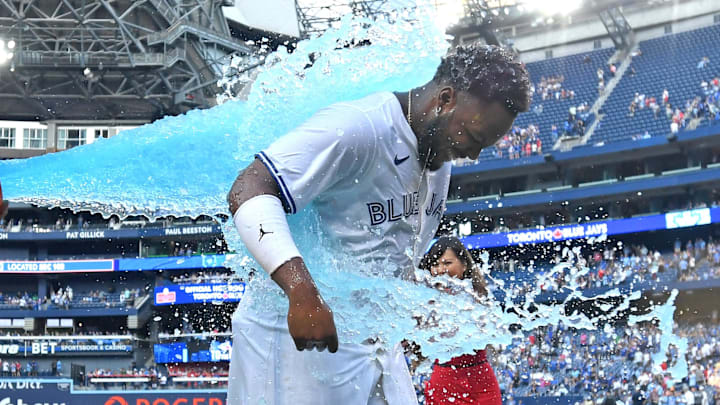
[0,1,689,379]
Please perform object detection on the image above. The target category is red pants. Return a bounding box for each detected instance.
[424,361,502,405]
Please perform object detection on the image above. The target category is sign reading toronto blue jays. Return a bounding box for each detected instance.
[463,207,718,249]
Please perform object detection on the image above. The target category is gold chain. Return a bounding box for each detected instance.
[407,90,413,127]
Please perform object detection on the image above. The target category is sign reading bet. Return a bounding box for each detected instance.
[0,342,58,355]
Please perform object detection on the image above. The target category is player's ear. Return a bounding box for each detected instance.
[436,86,457,115]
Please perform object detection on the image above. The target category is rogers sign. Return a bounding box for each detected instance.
[103,395,224,405]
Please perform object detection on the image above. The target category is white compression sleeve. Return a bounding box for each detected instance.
[233,194,303,275]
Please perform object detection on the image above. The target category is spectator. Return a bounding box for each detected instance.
[417,237,497,405]
[697,56,710,69]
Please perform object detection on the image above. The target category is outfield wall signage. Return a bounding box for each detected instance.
[463,207,718,249]
[0,380,226,405]
[0,260,115,274]
[119,254,230,272]
[0,225,221,242]
[0,339,132,356]
[154,283,245,306]
[153,340,232,364]
[0,255,231,274]
[665,207,712,229]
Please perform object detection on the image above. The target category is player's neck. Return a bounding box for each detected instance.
[395,84,435,141]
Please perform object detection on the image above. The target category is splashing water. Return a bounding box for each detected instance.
[0,0,688,378]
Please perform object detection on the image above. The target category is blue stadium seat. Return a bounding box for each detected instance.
[591,24,720,144]
[477,47,615,162]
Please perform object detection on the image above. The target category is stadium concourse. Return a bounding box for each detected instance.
[2,0,720,405]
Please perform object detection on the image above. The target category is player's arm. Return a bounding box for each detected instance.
[227,159,338,353]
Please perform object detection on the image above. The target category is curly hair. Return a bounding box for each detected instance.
[433,43,531,115]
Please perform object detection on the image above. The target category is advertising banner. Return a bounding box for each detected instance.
[119,255,230,272]
[665,207,711,229]
[0,225,221,242]
[0,339,133,357]
[0,255,231,274]
[0,260,115,274]
[462,207,720,249]
[0,380,226,405]
[154,340,232,364]
[153,283,245,306]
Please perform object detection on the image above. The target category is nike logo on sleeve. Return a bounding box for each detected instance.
[394,154,410,165]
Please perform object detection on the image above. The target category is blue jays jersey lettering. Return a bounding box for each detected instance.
[366,192,420,226]
[258,92,451,271]
[366,191,447,226]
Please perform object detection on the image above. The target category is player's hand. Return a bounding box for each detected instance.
[286,283,339,353]
[272,257,339,353]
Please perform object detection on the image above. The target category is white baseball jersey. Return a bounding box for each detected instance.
[257,91,451,272]
[228,92,451,405]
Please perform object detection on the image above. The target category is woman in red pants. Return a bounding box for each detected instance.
[419,236,502,405]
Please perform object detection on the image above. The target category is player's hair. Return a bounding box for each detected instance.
[433,43,531,115]
[420,236,488,298]
[421,236,474,273]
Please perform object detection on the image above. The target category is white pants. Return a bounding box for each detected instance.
[227,305,418,405]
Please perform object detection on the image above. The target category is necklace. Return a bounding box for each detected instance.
[407,90,413,127]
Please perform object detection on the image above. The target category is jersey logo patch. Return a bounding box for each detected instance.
[258,224,273,242]
[393,154,410,165]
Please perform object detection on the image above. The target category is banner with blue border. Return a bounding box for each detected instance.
[154,283,245,306]
[463,207,717,249]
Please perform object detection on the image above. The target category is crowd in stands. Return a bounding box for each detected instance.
[0,286,143,310]
[167,363,229,388]
[83,363,229,389]
[0,360,39,377]
[0,330,130,337]
[410,320,720,404]
[171,242,200,257]
[0,359,61,377]
[560,101,591,139]
[533,75,576,101]
[0,291,38,309]
[626,76,720,138]
[492,236,720,302]
[673,238,720,282]
[494,125,543,159]
[87,366,166,389]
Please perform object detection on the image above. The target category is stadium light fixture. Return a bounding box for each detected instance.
[521,0,582,16]
[0,38,14,65]
[433,0,465,30]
